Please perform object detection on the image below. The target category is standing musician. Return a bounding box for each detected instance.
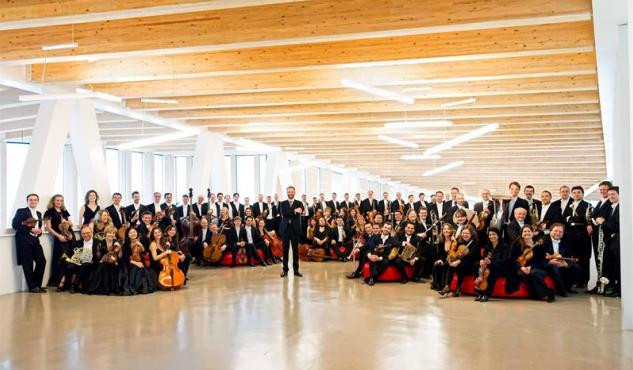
[214,192,228,218]
[279,186,304,277]
[78,190,100,228]
[207,192,217,219]
[543,223,581,296]
[524,185,542,213]
[126,191,146,226]
[473,188,497,242]
[377,192,391,222]
[551,185,572,221]
[347,223,376,279]
[588,181,613,286]
[403,194,416,216]
[414,192,428,213]
[160,193,175,211]
[596,186,620,297]
[354,193,362,208]
[43,194,72,288]
[176,194,192,220]
[562,186,591,288]
[147,192,162,215]
[429,191,449,223]
[397,222,424,283]
[360,190,378,217]
[340,193,353,209]
[415,207,434,278]
[192,194,208,218]
[537,190,560,235]
[365,223,405,286]
[446,187,470,209]
[329,216,353,261]
[474,227,514,302]
[106,193,127,230]
[12,194,46,293]
[252,194,268,219]
[500,182,530,237]
[326,193,339,214]
[391,192,405,216]
[229,193,245,219]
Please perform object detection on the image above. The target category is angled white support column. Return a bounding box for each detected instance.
[12,100,74,210]
[190,130,217,195]
[203,133,229,193]
[69,100,111,202]
[62,146,78,217]
[0,136,6,227]
[142,152,154,201]
[263,151,292,196]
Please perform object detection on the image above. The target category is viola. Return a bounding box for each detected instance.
[474,251,492,292]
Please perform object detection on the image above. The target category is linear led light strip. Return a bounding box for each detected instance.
[140,98,179,104]
[341,79,414,105]
[41,42,78,51]
[424,123,499,156]
[18,88,122,103]
[384,120,453,129]
[423,161,465,177]
[377,134,419,149]
[440,97,477,108]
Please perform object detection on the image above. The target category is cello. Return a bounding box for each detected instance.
[204,224,227,263]
[263,229,283,258]
[158,240,185,290]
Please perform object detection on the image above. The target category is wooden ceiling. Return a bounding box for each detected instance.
[0,0,606,196]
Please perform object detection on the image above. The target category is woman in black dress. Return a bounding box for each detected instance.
[87,226,123,295]
[78,190,100,228]
[93,210,114,242]
[439,225,478,297]
[475,227,516,302]
[513,225,556,302]
[124,227,157,295]
[44,194,72,287]
[312,216,330,253]
[164,225,191,278]
[431,223,455,290]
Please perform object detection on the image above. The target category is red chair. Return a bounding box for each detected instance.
[361,262,414,282]
[329,246,348,260]
[220,249,266,266]
[450,274,556,298]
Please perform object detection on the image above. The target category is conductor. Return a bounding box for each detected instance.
[279,186,304,277]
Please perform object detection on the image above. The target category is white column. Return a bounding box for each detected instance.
[69,99,111,203]
[164,155,176,194]
[616,22,633,330]
[306,167,318,198]
[190,130,217,195]
[263,151,292,196]
[204,134,229,193]
[119,150,131,203]
[0,137,6,228]
[62,146,78,220]
[342,171,359,195]
[12,100,74,211]
[320,168,332,194]
[142,152,155,202]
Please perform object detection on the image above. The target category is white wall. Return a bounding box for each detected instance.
[0,232,53,296]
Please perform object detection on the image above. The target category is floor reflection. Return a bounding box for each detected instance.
[0,263,631,370]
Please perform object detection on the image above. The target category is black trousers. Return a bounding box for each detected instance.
[352,249,370,275]
[547,263,581,294]
[245,243,264,265]
[432,263,447,289]
[331,240,352,258]
[443,262,472,290]
[16,235,46,291]
[189,242,203,263]
[482,260,512,295]
[566,226,591,284]
[283,233,300,273]
[48,238,66,286]
[255,241,273,261]
[369,258,407,281]
[604,234,621,293]
[66,263,94,292]
[524,266,554,299]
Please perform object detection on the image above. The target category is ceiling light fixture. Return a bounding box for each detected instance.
[141,98,179,104]
[341,79,415,104]
[384,120,453,129]
[424,123,499,155]
[401,86,433,92]
[423,160,465,177]
[117,130,199,150]
[400,154,441,160]
[377,134,419,149]
[41,42,78,51]
[440,97,477,108]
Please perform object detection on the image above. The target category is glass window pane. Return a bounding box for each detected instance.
[259,155,267,192]
[236,155,256,200]
[224,156,232,193]
[175,156,188,201]
[105,149,119,194]
[154,154,164,195]
[130,152,143,194]
[6,142,29,227]
[331,172,343,196]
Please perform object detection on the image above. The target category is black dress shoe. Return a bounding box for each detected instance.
[474,294,482,301]
[280,271,288,277]
[480,295,489,302]
[547,294,556,303]
[347,272,360,279]
[400,279,408,284]
[294,272,303,277]
[567,289,578,294]
[39,287,48,292]
[452,289,461,297]
[606,291,621,298]
[367,277,375,286]
[29,288,41,293]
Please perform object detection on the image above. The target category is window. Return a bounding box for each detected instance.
[175,156,188,201]
[130,152,143,195]
[259,155,267,193]
[236,155,256,199]
[331,172,343,196]
[105,149,120,194]
[224,155,232,193]
[154,154,164,195]
[5,142,29,227]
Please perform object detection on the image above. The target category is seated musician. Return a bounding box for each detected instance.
[244,216,266,266]
[323,207,335,228]
[439,225,478,297]
[397,222,424,283]
[149,227,186,278]
[228,216,247,267]
[415,207,434,279]
[431,224,455,291]
[365,223,407,286]
[452,208,468,237]
[512,225,556,302]
[207,223,228,266]
[373,213,384,226]
[347,223,376,279]
[63,225,98,294]
[329,216,353,261]
[312,216,330,253]
[217,207,232,229]
[391,210,404,236]
[191,216,212,266]
[86,226,123,295]
[256,218,276,264]
[163,225,192,278]
[543,223,581,296]
[505,207,528,245]
[474,227,513,302]
[137,211,154,249]
[124,227,157,295]
[306,218,317,244]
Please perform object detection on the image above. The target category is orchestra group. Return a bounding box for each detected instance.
[12,181,621,303]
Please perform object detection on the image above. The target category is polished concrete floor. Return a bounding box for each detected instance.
[0,263,632,370]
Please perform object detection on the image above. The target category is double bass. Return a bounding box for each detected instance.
[179,188,199,254]
[158,240,185,290]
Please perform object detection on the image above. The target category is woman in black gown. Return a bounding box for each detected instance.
[44,194,72,287]
[312,216,330,254]
[431,223,455,290]
[87,226,123,295]
[124,227,157,295]
[512,225,556,302]
[78,190,100,228]
[475,227,516,302]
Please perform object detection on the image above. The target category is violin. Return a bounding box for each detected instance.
[130,240,144,263]
[447,240,469,263]
[474,251,492,292]
[476,210,490,231]
[157,240,185,290]
[517,239,544,267]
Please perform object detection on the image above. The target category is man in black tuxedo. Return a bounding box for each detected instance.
[347,222,377,279]
[524,185,542,213]
[126,191,146,226]
[414,192,428,213]
[542,223,581,296]
[326,192,339,214]
[147,192,162,215]
[550,185,572,225]
[596,186,620,296]
[228,216,248,268]
[329,216,353,260]
[377,192,391,221]
[365,223,404,285]
[106,193,127,230]
[473,188,498,242]
[230,193,245,219]
[176,194,192,219]
[536,190,561,236]
[588,181,613,272]
[160,193,175,211]
[505,207,529,244]
[446,187,469,209]
[339,193,353,209]
[192,194,209,218]
[403,194,416,216]
[252,193,269,219]
[428,191,450,223]
[562,186,592,287]
[398,222,423,282]
[279,186,304,277]
[360,190,379,217]
[12,193,46,293]
[500,181,529,239]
